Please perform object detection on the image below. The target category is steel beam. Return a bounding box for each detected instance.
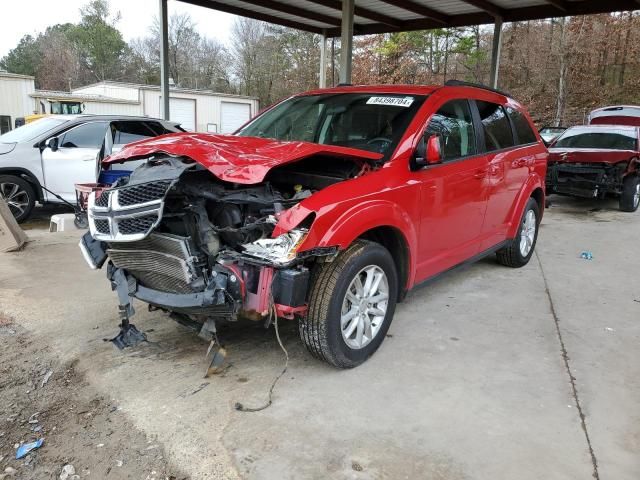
[489,17,503,88]
[339,0,354,85]
[159,0,170,120]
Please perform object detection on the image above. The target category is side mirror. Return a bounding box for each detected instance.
[426,134,443,164]
[45,136,59,152]
[412,133,442,170]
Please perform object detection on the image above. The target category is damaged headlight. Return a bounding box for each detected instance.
[241,229,308,266]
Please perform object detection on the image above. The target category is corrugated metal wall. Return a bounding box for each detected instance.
[0,74,35,127]
[142,89,258,132]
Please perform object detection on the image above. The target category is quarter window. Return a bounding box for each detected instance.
[477,101,515,152]
[111,121,157,145]
[425,99,476,161]
[59,122,108,149]
[507,106,537,145]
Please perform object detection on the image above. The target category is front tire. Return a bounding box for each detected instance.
[496,197,540,268]
[299,240,398,369]
[0,175,35,223]
[619,175,640,212]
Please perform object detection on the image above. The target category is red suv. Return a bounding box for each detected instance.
[79,81,547,368]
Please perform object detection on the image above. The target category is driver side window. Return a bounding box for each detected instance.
[59,122,108,149]
[425,99,476,162]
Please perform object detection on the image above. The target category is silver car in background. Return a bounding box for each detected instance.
[0,115,183,222]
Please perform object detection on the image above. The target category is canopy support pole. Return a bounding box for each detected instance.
[339,0,354,85]
[159,0,170,120]
[319,32,327,88]
[489,17,503,89]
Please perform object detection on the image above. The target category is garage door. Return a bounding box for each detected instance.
[221,102,251,134]
[159,97,196,131]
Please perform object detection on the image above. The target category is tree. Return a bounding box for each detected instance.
[67,0,127,82]
[0,35,42,76]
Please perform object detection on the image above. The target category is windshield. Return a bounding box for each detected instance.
[237,93,426,159]
[553,127,637,150]
[0,117,67,143]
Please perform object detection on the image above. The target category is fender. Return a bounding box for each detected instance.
[0,167,44,202]
[296,200,418,290]
[506,173,545,239]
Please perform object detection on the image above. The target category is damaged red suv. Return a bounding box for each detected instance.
[79,81,547,368]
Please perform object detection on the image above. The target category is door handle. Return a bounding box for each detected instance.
[82,157,96,162]
[473,169,487,179]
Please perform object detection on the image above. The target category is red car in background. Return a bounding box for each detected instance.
[80,82,547,368]
[547,125,640,211]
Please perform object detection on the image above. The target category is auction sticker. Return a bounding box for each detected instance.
[366,96,414,107]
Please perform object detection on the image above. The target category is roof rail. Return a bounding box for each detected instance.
[444,80,511,99]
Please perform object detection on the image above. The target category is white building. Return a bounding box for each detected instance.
[72,81,259,133]
[0,72,35,133]
[0,75,259,134]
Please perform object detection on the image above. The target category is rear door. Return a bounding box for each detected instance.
[414,98,490,280]
[41,121,108,202]
[476,101,537,249]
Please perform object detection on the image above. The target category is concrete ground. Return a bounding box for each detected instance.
[1,196,638,479]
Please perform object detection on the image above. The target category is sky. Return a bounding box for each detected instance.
[0,0,237,58]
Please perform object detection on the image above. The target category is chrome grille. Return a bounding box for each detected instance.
[88,180,173,242]
[107,233,198,294]
[117,215,158,235]
[94,219,110,234]
[95,191,109,207]
[118,181,172,206]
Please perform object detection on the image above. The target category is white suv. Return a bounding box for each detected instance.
[0,115,183,222]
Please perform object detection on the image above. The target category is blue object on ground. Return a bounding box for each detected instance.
[16,438,44,459]
[99,169,131,185]
[580,251,593,260]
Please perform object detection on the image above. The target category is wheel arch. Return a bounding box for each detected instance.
[506,176,545,238]
[0,167,44,202]
[357,225,411,301]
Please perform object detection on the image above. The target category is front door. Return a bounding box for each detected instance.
[414,99,490,281]
[41,121,108,202]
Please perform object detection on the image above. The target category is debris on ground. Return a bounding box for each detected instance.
[0,317,184,479]
[58,464,75,480]
[15,439,43,459]
[580,251,593,260]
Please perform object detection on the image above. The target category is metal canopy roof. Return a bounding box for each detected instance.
[179,0,640,36]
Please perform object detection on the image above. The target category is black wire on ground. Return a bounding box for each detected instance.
[234,305,289,412]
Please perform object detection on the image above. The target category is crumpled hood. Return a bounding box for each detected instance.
[0,142,16,155]
[104,133,383,183]
[548,148,637,165]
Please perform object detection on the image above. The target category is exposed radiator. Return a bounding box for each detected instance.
[107,233,199,294]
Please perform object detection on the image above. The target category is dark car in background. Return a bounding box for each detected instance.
[547,125,640,211]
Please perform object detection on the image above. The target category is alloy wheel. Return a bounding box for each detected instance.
[340,265,389,350]
[0,181,30,219]
[519,209,537,257]
[634,183,640,209]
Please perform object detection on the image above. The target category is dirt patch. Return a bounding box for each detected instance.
[0,314,186,480]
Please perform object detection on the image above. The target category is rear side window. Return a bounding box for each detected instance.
[425,99,476,161]
[507,107,537,144]
[60,122,108,149]
[477,101,514,152]
[111,121,157,145]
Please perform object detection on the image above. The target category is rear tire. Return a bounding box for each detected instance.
[619,175,640,212]
[0,175,35,223]
[299,240,398,369]
[496,197,540,268]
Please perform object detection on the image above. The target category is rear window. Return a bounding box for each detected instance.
[554,127,637,150]
[507,107,537,144]
[476,101,515,152]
